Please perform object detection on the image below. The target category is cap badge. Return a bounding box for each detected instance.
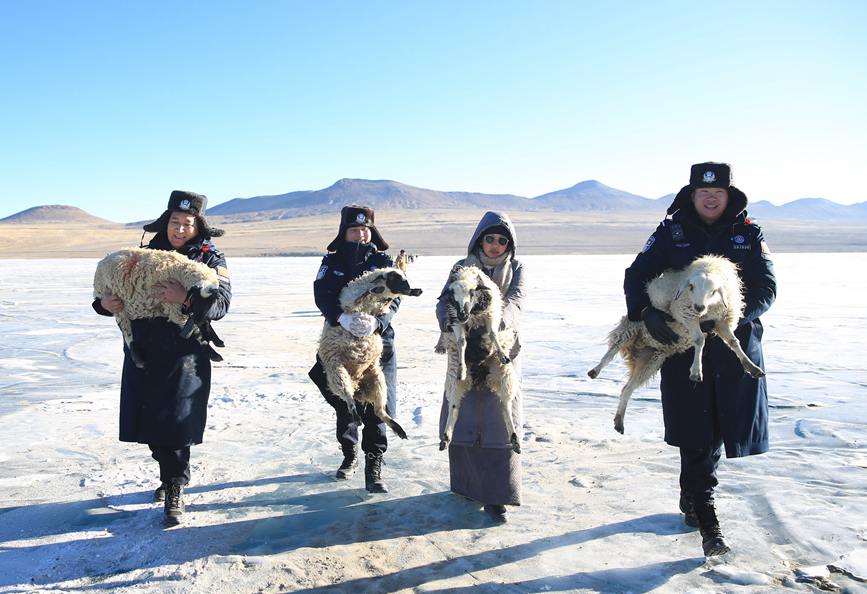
[702,171,716,183]
[356,213,366,224]
[180,199,191,210]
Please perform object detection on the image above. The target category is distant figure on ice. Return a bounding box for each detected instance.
[623,162,776,556]
[309,205,403,493]
[436,211,525,522]
[395,249,409,272]
[92,191,232,526]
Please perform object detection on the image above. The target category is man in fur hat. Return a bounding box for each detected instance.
[309,205,401,493]
[93,190,232,525]
[623,163,776,556]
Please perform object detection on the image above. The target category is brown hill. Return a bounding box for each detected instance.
[0,205,117,225]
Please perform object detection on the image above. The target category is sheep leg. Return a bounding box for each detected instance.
[440,350,464,450]
[325,363,363,424]
[688,328,707,383]
[588,339,624,379]
[487,327,511,365]
[492,364,520,453]
[117,318,146,369]
[362,366,408,439]
[614,351,666,434]
[715,323,766,378]
[456,329,467,382]
[434,331,449,354]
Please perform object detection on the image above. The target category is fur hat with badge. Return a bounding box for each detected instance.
[666,162,748,219]
[327,204,389,251]
[143,190,225,238]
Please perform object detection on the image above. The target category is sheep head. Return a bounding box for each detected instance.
[674,270,728,317]
[446,269,492,324]
[339,267,422,314]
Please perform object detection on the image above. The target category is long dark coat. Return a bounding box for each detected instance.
[437,211,525,505]
[93,234,232,448]
[624,189,776,458]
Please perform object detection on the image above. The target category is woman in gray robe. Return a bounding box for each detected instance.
[437,211,525,520]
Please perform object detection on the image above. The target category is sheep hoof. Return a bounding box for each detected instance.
[388,420,408,439]
[750,367,766,378]
[690,372,703,383]
[614,415,624,434]
[588,368,599,379]
[510,434,521,454]
[439,440,447,451]
[434,345,446,354]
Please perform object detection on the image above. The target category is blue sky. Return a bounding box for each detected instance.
[1,1,865,222]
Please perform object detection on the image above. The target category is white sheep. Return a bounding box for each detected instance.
[587,255,765,434]
[93,247,221,368]
[435,265,519,453]
[317,267,422,439]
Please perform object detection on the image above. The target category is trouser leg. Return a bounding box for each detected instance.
[148,445,191,486]
[310,358,359,449]
[359,403,388,456]
[679,441,723,509]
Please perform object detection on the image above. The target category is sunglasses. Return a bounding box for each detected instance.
[483,235,509,246]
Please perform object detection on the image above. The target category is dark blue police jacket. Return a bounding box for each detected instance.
[623,206,776,458]
[93,234,232,448]
[313,241,399,413]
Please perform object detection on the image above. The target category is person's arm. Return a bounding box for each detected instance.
[738,227,776,326]
[624,223,670,321]
[314,256,343,325]
[184,251,232,322]
[501,259,525,329]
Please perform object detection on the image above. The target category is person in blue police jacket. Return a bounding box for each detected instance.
[624,162,776,556]
[93,191,231,525]
[309,205,401,493]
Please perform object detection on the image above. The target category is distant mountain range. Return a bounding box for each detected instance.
[2,179,865,224]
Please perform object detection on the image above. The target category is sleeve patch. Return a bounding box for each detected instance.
[216,266,230,278]
[641,236,656,253]
[316,265,328,280]
[760,241,771,254]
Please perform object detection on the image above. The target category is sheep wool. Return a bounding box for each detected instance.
[93,247,220,367]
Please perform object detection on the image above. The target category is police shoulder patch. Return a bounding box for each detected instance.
[216,266,230,279]
[641,236,656,253]
[760,241,771,254]
[316,265,328,280]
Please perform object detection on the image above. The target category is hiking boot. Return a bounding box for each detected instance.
[364,452,388,493]
[484,504,508,522]
[696,504,730,556]
[336,445,358,480]
[679,491,699,528]
[163,483,185,526]
[153,482,168,503]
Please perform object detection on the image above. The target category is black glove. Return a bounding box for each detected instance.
[641,306,678,345]
[700,320,715,333]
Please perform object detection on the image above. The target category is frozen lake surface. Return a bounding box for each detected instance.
[0,254,865,592]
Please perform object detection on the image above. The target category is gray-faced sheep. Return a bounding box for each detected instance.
[435,265,519,453]
[317,267,422,439]
[587,254,765,434]
[93,247,222,368]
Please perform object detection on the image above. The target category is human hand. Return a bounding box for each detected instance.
[338,312,377,337]
[641,306,678,345]
[100,291,124,314]
[154,279,188,304]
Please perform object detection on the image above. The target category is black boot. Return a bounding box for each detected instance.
[153,482,168,502]
[679,491,699,528]
[163,483,185,526]
[364,452,388,493]
[696,504,730,556]
[336,445,358,480]
[484,504,508,523]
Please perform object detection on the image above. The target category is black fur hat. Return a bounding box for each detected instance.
[667,162,748,218]
[143,190,225,238]
[326,204,389,251]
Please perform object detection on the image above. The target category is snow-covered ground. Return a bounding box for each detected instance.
[1,254,865,593]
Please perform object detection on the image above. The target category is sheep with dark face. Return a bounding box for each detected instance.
[435,265,519,453]
[588,255,765,434]
[317,267,422,439]
[93,247,222,368]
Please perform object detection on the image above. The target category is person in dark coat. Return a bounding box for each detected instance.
[309,205,401,493]
[93,190,231,525]
[624,162,776,556]
[437,211,525,521]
